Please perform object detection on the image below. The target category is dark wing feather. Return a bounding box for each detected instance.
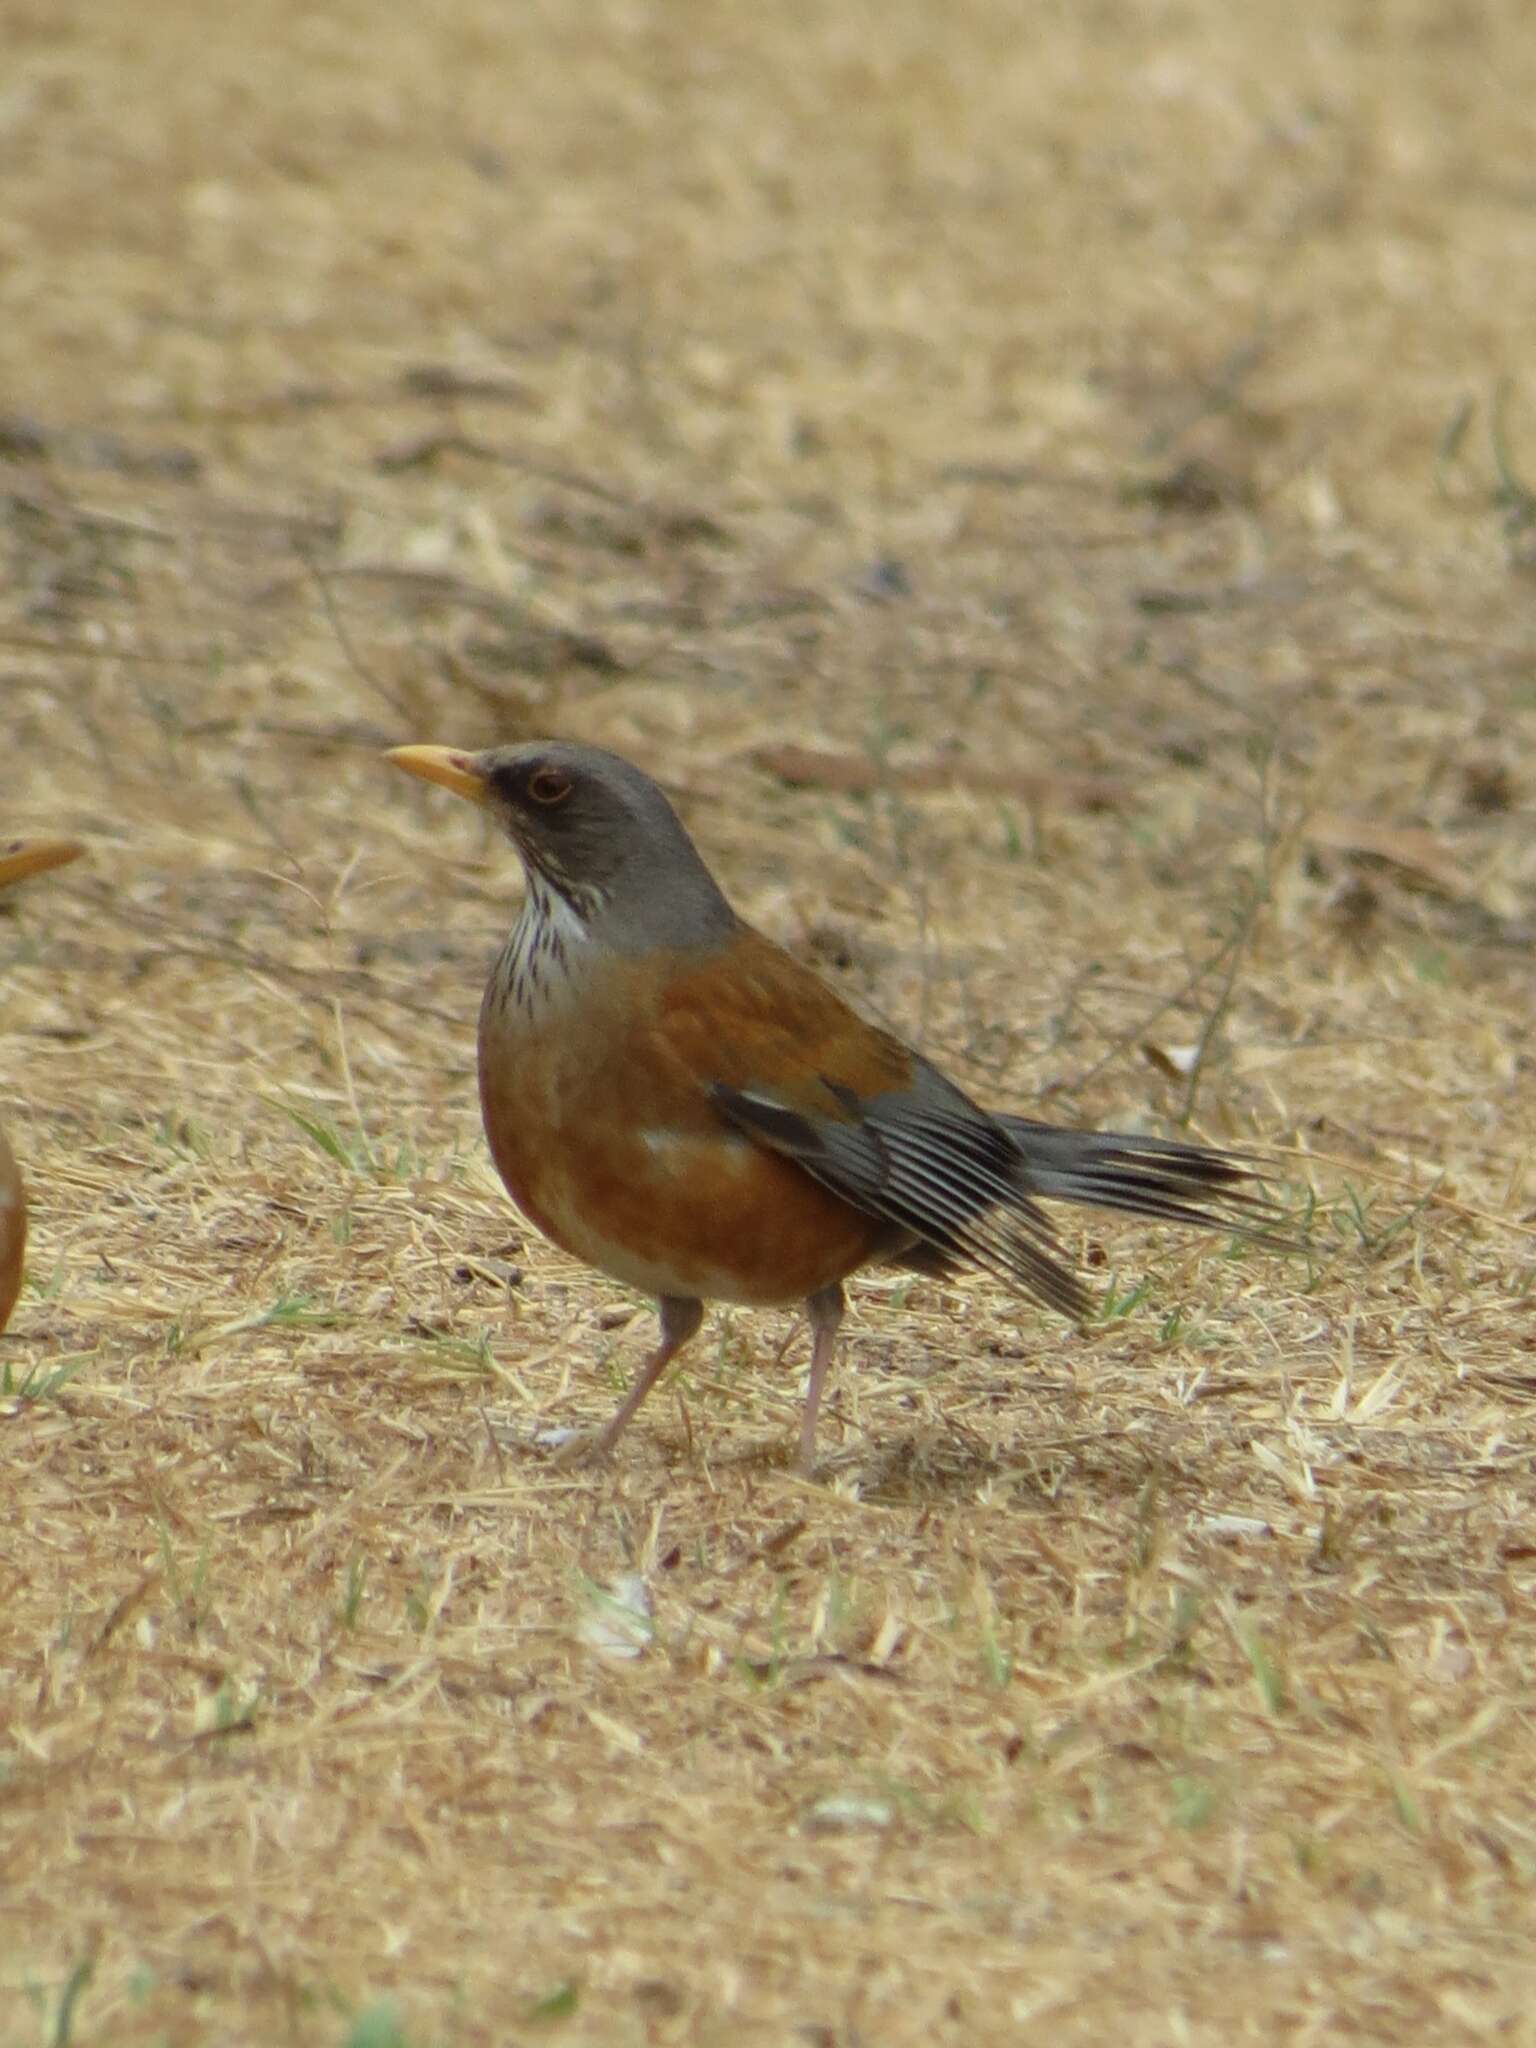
[709,1078,1092,1319]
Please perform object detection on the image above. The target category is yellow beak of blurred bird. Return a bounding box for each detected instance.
[1,838,85,1336]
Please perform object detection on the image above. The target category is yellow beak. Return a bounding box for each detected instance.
[0,838,85,890]
[385,745,493,807]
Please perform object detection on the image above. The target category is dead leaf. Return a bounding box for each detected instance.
[1305,815,1478,901]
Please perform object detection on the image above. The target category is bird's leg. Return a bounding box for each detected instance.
[590,1294,704,1458]
[798,1283,846,1472]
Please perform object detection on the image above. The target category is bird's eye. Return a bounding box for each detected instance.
[527,766,573,807]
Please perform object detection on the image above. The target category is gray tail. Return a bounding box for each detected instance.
[997,1116,1288,1243]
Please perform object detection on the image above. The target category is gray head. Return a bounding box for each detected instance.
[386,739,738,951]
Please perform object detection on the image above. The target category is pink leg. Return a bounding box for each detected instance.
[798,1284,846,1472]
[592,1295,704,1457]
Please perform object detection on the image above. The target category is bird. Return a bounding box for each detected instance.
[1,837,85,1337]
[386,740,1279,1469]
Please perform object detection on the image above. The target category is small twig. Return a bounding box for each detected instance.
[1043,925,1248,1102]
[295,537,412,721]
[1177,887,1263,1124]
[1488,378,1536,535]
[1141,325,1274,458]
[1433,393,1477,500]
[1177,731,1283,1122]
[0,629,221,667]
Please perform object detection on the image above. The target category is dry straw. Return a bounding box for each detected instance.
[2,1,1535,2042]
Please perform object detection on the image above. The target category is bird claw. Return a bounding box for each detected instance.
[538,1425,614,1469]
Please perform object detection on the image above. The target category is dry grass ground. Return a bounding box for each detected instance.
[3,1,1536,2041]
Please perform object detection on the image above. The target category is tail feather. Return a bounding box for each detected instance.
[997,1116,1288,1243]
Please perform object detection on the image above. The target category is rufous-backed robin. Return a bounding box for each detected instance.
[1,838,85,1336]
[387,742,1276,1468]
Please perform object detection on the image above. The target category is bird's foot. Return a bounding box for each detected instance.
[537,1425,615,1469]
